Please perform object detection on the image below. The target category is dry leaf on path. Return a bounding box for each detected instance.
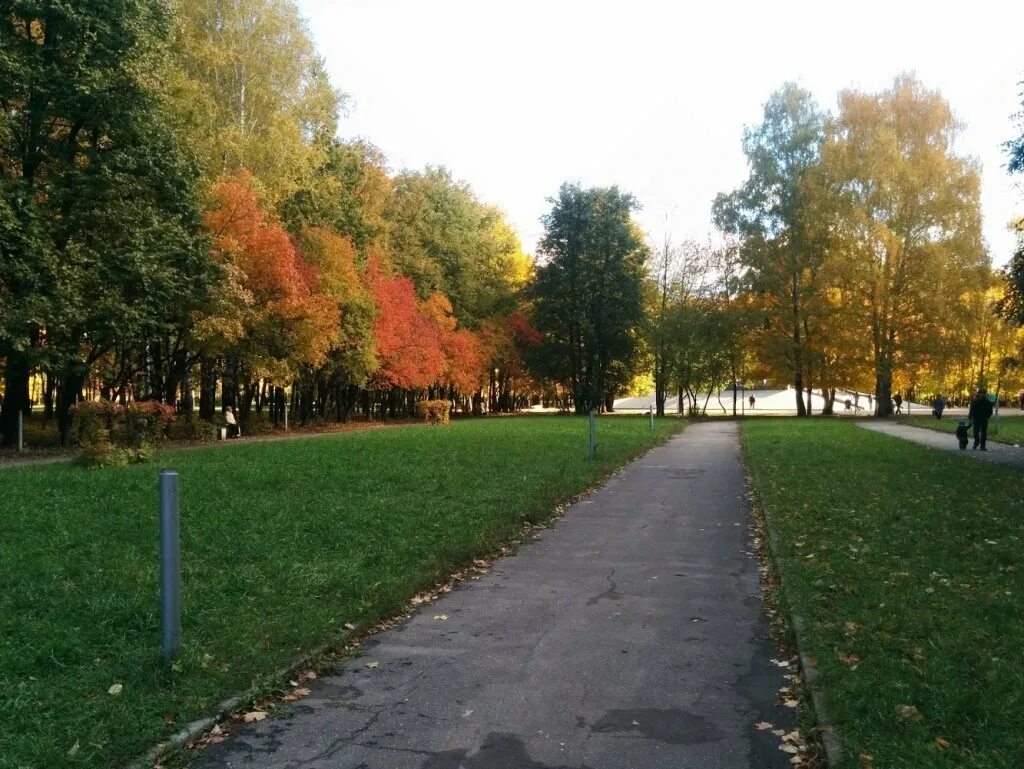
[755,721,773,730]
[433,614,448,621]
[243,711,267,723]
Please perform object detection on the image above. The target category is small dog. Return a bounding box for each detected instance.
[955,420,971,450]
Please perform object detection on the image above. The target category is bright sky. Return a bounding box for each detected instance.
[298,0,1023,263]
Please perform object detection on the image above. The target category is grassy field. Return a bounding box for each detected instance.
[901,413,1024,445]
[0,415,680,769]
[744,420,1024,769]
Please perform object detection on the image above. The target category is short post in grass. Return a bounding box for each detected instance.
[159,469,181,661]
[17,409,23,452]
[648,404,654,431]
[588,410,597,459]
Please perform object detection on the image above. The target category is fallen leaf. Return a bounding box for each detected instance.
[755,721,774,730]
[366,661,379,669]
[462,709,473,717]
[631,719,640,726]
[344,622,356,631]
[895,704,922,723]
[838,650,861,667]
[243,711,267,723]
[211,724,223,735]
[935,737,951,749]
[433,614,448,621]
[780,744,799,754]
[67,741,80,757]
[108,683,123,696]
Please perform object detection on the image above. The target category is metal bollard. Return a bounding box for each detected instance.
[588,410,597,459]
[649,404,654,430]
[17,410,23,453]
[159,470,181,661]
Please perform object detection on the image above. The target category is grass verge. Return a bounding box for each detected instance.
[743,419,1024,769]
[1,415,681,769]
[900,414,1024,446]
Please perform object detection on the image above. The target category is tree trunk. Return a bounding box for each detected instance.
[222,357,239,412]
[1,350,30,447]
[199,357,217,420]
[43,372,56,421]
[56,366,86,447]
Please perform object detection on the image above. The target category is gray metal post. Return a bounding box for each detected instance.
[17,410,23,452]
[588,410,597,459]
[648,404,654,430]
[159,470,181,661]
[284,403,289,431]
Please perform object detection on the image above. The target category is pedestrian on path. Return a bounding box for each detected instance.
[894,392,903,414]
[968,388,993,450]
[932,394,945,420]
[749,394,756,410]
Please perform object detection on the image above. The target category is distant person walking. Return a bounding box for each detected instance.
[748,394,756,410]
[1018,389,1024,410]
[854,393,860,411]
[968,388,993,450]
[893,392,903,414]
[932,394,945,420]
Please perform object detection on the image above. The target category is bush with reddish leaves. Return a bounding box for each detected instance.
[71,400,174,466]
[416,400,451,425]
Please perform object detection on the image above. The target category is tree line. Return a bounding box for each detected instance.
[3,2,1022,444]
[0,0,547,446]
[649,76,1024,417]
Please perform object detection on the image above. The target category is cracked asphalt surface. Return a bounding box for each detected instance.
[192,421,793,768]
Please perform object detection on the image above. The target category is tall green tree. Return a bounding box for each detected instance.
[530,183,648,413]
[713,84,828,415]
[386,166,531,327]
[167,0,340,199]
[0,0,214,444]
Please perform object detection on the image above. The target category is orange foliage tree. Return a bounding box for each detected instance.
[199,171,339,414]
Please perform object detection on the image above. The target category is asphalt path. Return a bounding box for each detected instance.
[194,422,793,769]
[857,420,1024,469]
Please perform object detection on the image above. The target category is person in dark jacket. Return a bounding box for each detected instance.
[968,388,994,450]
[932,394,945,420]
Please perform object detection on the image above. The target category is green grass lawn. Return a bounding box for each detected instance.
[1,415,680,769]
[901,413,1024,445]
[744,420,1024,769]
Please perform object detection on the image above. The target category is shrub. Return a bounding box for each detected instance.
[176,417,218,443]
[71,400,174,467]
[416,399,451,425]
[240,410,276,436]
[124,401,175,448]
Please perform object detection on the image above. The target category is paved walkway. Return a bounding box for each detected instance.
[857,421,1024,469]
[194,422,792,769]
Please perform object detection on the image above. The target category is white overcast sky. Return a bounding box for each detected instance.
[298,0,1023,263]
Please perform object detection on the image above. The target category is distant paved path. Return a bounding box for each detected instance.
[858,421,1024,469]
[194,422,792,769]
